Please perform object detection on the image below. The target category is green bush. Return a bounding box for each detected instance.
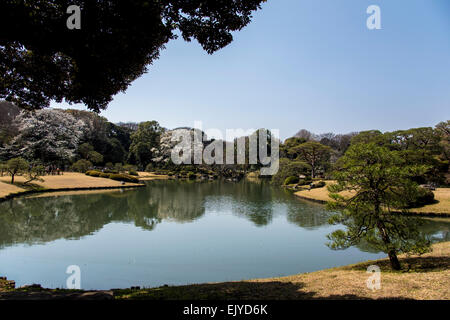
[145,163,154,172]
[85,171,139,183]
[271,159,311,186]
[123,164,137,172]
[114,163,124,172]
[71,159,93,173]
[187,172,196,180]
[128,170,139,176]
[105,162,114,170]
[314,181,326,188]
[103,169,119,174]
[85,170,102,177]
[284,176,299,185]
[404,187,435,208]
[109,174,140,183]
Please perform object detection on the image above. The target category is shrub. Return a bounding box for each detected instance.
[114,163,124,172]
[109,174,139,183]
[145,163,154,172]
[271,159,311,186]
[103,169,119,174]
[123,164,137,172]
[71,159,92,173]
[128,170,139,176]
[404,187,435,208]
[314,181,326,188]
[105,162,114,170]
[284,176,299,185]
[99,172,110,178]
[187,172,196,180]
[85,170,102,177]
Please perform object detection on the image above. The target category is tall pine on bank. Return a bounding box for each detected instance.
[326,143,432,270]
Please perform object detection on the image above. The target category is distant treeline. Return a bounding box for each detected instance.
[0,101,448,185]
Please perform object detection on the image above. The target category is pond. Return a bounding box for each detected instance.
[0,180,448,290]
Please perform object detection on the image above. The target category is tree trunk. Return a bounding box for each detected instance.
[11,173,14,184]
[388,250,401,270]
[375,203,401,271]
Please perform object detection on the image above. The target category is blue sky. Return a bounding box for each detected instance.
[53,0,450,140]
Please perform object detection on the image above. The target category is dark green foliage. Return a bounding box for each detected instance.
[105,162,114,169]
[293,141,332,178]
[85,170,101,177]
[69,110,132,164]
[6,157,28,183]
[271,158,311,186]
[128,121,164,168]
[108,174,139,183]
[280,137,307,159]
[0,1,265,111]
[128,170,139,176]
[0,101,19,146]
[71,159,92,173]
[402,187,435,208]
[327,143,432,270]
[123,164,138,174]
[102,169,119,174]
[187,172,196,180]
[284,176,299,185]
[86,170,139,183]
[114,163,124,173]
[350,127,448,184]
[313,181,326,188]
[350,130,384,145]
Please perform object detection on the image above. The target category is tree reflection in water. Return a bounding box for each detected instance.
[0,180,448,250]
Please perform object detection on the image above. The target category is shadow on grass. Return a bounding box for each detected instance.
[113,281,407,300]
[344,255,450,273]
[1,280,413,300]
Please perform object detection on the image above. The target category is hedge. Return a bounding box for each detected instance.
[86,170,139,183]
[85,170,102,177]
[109,174,140,183]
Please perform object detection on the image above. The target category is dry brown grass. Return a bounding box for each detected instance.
[295,182,450,216]
[115,242,450,300]
[294,181,336,203]
[0,181,25,198]
[407,188,450,215]
[0,172,143,199]
[249,241,450,300]
[137,171,169,180]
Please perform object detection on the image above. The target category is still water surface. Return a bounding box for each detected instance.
[0,180,448,289]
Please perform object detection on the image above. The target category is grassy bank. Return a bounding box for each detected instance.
[294,181,450,216]
[114,241,450,300]
[1,242,448,300]
[0,172,148,201]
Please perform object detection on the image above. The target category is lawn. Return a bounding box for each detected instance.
[295,181,450,216]
[0,172,144,200]
[0,182,25,198]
